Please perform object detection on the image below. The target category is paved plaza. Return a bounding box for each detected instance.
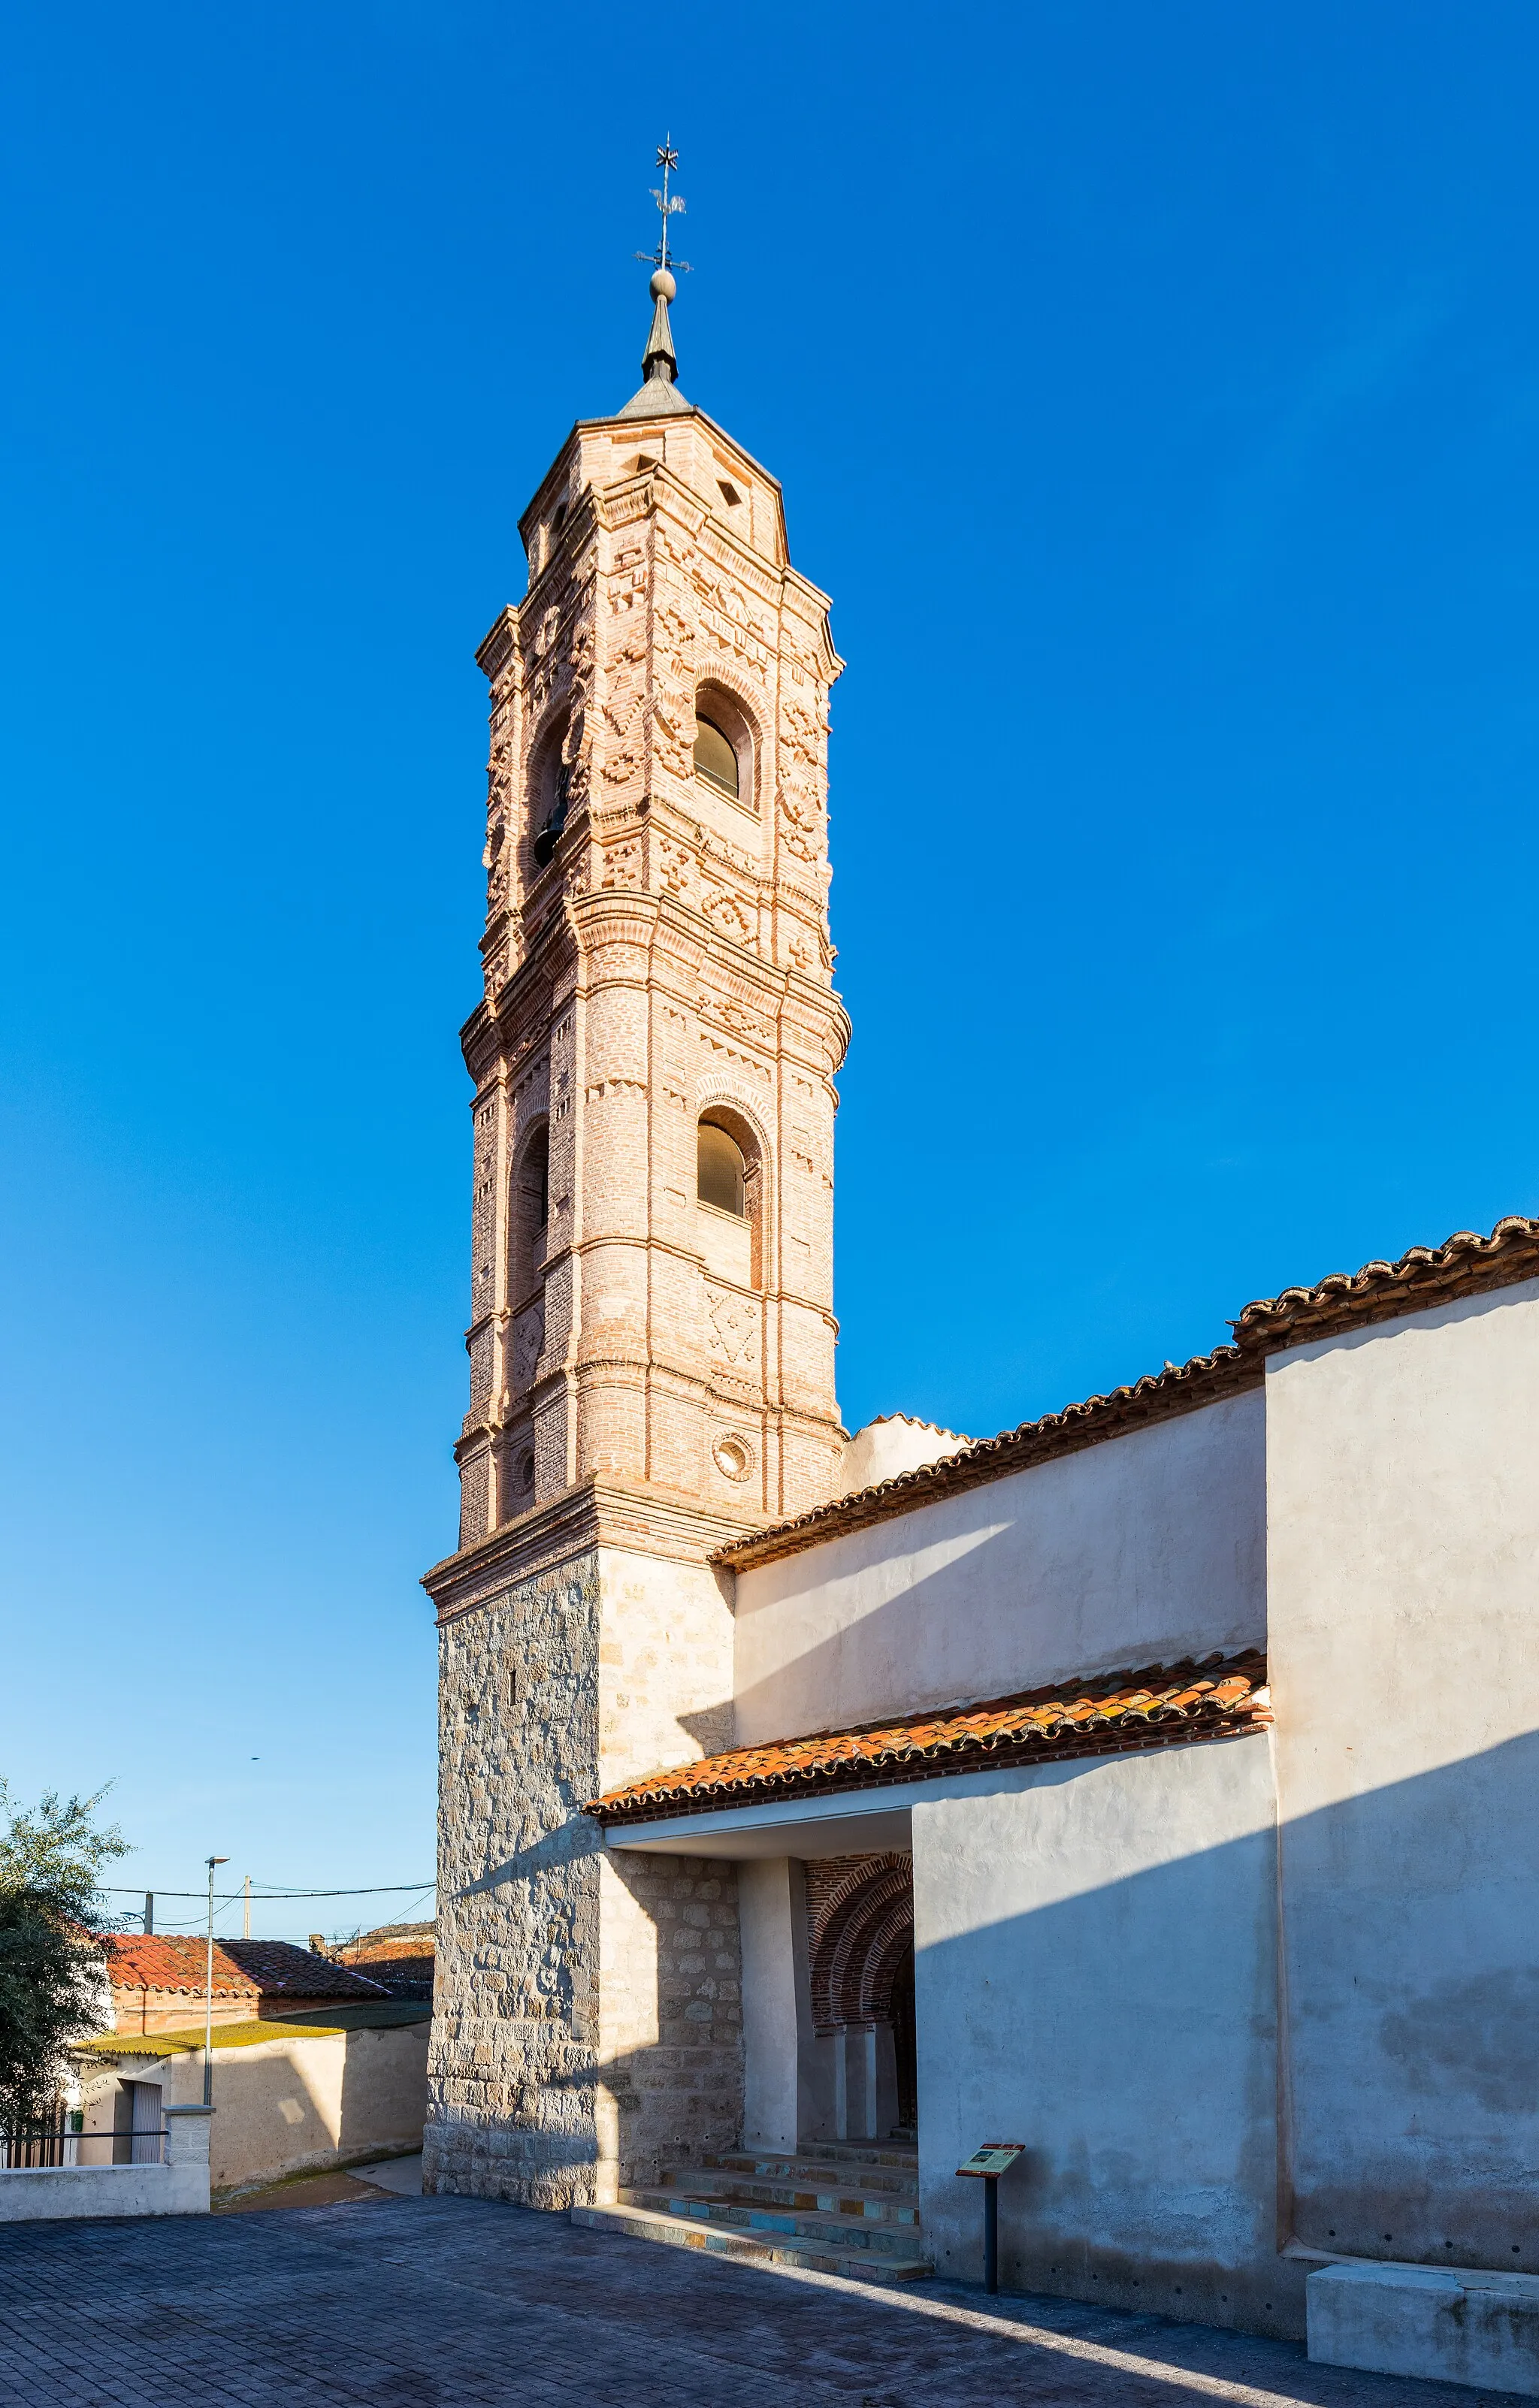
[0,2192,1517,2408]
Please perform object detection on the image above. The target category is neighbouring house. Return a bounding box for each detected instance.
[316,1922,435,2005]
[68,1935,428,2194]
[98,1934,392,2033]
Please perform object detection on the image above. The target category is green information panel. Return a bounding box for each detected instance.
[957,2142,1026,2178]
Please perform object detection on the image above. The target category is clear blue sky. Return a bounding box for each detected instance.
[3,5,1537,1938]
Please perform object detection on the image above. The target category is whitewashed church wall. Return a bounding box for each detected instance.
[732,1388,1265,1743]
[912,1735,1293,2335]
[1265,1275,1539,2271]
[737,1857,803,2151]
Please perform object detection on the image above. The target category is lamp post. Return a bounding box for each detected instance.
[204,1856,229,2108]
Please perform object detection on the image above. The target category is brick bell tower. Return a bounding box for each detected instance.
[422,160,848,2207]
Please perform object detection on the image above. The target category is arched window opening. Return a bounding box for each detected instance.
[511,1123,549,1307]
[693,716,739,798]
[525,1125,549,1231]
[531,715,571,870]
[693,684,755,810]
[697,1109,763,1290]
[698,1121,745,1216]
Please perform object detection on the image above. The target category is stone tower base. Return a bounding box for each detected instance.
[423,1481,754,2205]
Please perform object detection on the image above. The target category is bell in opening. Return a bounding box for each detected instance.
[693,716,739,799]
[698,1121,745,1216]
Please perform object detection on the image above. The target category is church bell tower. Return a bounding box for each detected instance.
[423,158,849,2205]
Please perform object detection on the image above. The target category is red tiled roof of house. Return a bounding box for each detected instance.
[100,1934,390,2001]
[714,1214,1539,1573]
[585,1651,1271,1826]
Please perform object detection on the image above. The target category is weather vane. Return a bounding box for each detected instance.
[636,137,691,279]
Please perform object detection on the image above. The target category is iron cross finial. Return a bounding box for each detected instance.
[635,134,691,276]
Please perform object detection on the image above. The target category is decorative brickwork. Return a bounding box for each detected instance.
[425,322,851,2207]
[455,394,849,1540]
[803,1855,913,2035]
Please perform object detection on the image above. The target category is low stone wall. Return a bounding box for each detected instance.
[0,2105,211,2222]
[1309,2261,1539,2397]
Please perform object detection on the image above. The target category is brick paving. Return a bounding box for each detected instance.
[0,2193,1513,2407]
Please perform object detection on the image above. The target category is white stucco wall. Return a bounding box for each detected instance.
[104,2021,429,2190]
[738,1858,803,2150]
[913,1735,1293,2334]
[1266,1276,1539,2269]
[0,2106,212,2222]
[733,1389,1265,1744]
[836,1415,971,1497]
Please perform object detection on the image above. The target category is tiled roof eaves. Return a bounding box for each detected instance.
[586,1654,1271,1826]
[1227,1214,1539,1354]
[713,1346,1258,1573]
[712,1213,1539,1576]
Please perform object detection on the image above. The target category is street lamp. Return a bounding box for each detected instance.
[204,1857,229,2108]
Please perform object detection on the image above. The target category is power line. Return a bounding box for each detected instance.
[103,1881,436,1902]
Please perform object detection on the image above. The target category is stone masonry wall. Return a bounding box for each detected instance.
[426,1536,743,2205]
[427,1551,602,2204]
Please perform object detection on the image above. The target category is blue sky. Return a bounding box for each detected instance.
[3,4,1537,1937]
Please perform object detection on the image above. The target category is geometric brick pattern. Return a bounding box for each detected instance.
[803,1854,914,2035]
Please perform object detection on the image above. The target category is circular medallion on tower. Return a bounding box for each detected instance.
[712,1433,754,1482]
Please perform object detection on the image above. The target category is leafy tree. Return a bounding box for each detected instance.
[0,1781,129,2124]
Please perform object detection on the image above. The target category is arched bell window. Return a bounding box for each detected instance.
[510,1122,549,1306]
[693,683,755,809]
[698,1120,746,1216]
[531,712,572,869]
[697,1109,761,1289]
[693,716,739,799]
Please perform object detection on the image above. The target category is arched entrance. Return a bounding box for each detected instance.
[805,1854,916,2141]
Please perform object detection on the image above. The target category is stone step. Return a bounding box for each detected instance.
[706,2147,918,2196]
[622,2186,921,2254]
[572,2199,933,2285]
[778,2138,918,2170]
[657,2167,920,2225]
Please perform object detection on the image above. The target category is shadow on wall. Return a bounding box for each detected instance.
[729,1393,1266,1748]
[428,1845,743,2206]
[185,2022,430,2190]
[915,1729,1539,2340]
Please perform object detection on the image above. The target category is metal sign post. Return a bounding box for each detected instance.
[957,2142,1026,2295]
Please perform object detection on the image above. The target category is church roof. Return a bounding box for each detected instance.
[713,1213,1539,1574]
[584,1651,1271,1827]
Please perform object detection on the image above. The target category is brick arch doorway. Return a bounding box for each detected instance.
[806,1854,916,2141]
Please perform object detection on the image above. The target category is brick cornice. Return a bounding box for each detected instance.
[425,1475,770,1624]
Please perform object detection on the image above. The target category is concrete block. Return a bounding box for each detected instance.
[1308,2259,1539,2395]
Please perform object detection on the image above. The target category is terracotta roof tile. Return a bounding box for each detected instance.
[585,1651,1271,1826]
[715,1347,1255,1573]
[1229,1213,1539,1353]
[715,1213,1539,1573]
[100,1934,390,2001]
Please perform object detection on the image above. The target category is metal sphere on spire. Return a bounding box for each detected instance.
[619,135,692,415]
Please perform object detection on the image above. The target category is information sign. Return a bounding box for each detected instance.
[957,2142,1026,2179]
